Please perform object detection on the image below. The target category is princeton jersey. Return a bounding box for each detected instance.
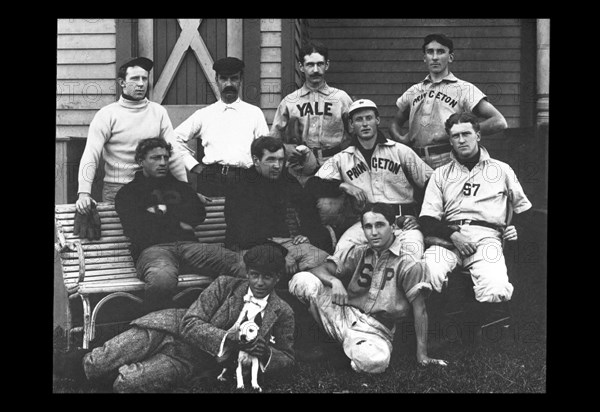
[396,73,486,147]
[315,139,433,205]
[420,146,532,226]
[270,83,352,150]
[328,236,432,322]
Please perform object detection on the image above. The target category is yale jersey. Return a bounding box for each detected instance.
[396,73,486,147]
[328,236,432,322]
[420,146,532,226]
[270,83,352,150]
[315,139,433,205]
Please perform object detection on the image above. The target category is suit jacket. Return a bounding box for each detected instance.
[131,276,295,373]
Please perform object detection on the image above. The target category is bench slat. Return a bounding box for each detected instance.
[64,273,139,284]
[62,255,133,266]
[63,262,135,273]
[61,249,133,260]
[63,267,138,278]
[80,243,132,251]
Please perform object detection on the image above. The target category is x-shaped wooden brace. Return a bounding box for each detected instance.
[152,19,220,104]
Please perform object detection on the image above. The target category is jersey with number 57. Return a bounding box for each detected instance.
[327,237,432,323]
[420,146,531,226]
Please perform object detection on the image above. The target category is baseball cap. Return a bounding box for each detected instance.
[343,332,391,374]
[348,99,378,117]
[243,242,287,275]
[213,57,245,75]
[120,57,153,72]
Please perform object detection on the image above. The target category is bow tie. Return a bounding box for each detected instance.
[243,294,268,312]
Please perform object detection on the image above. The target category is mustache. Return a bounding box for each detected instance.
[222,86,238,93]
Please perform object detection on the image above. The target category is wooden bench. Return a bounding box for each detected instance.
[55,198,229,350]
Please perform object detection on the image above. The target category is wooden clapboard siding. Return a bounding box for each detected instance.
[260,19,283,125]
[57,19,117,139]
[279,19,309,126]
[307,18,524,130]
[153,19,227,105]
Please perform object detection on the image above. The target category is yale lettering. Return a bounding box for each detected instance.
[296,102,333,117]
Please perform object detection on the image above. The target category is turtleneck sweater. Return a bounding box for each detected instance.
[78,95,187,195]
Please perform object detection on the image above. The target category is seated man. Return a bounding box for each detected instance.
[306,99,433,259]
[115,138,245,311]
[55,243,295,393]
[419,113,531,339]
[225,135,331,282]
[289,203,447,374]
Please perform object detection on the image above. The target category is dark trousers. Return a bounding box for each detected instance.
[198,164,245,197]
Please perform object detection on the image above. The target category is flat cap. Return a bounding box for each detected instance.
[243,243,287,275]
[120,57,153,72]
[213,57,244,75]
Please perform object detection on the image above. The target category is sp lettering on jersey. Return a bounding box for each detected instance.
[356,260,396,290]
[296,102,333,117]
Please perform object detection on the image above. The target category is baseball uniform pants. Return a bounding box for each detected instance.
[289,271,394,374]
[423,225,513,303]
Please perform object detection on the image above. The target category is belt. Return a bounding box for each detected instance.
[391,203,417,217]
[448,220,502,231]
[311,146,342,158]
[413,143,452,157]
[204,163,243,175]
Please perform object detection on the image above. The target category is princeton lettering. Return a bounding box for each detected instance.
[346,161,369,180]
[412,90,458,108]
[371,157,402,174]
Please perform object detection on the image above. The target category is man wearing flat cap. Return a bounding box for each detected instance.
[54,243,295,393]
[76,57,187,216]
[173,56,269,197]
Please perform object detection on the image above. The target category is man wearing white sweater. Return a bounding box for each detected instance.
[76,57,187,215]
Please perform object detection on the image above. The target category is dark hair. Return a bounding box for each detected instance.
[243,242,287,275]
[361,203,396,226]
[298,41,329,63]
[422,33,454,53]
[444,112,481,136]
[251,135,285,160]
[135,138,172,163]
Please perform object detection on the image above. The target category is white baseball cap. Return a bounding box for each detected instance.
[348,99,378,117]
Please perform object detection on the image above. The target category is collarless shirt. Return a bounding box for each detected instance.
[420,146,532,226]
[270,82,352,150]
[396,72,487,147]
[328,236,432,322]
[174,98,269,169]
[314,138,433,205]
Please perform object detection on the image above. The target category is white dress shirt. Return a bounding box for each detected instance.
[174,98,269,170]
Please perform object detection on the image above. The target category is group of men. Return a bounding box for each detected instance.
[57,33,532,392]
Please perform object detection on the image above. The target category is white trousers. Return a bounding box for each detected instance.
[289,271,394,374]
[423,225,513,303]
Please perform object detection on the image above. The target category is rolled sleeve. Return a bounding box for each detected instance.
[399,258,432,303]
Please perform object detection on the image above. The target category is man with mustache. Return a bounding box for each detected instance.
[173,57,269,197]
[76,57,187,215]
[389,33,507,169]
[270,42,354,250]
[115,138,246,311]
